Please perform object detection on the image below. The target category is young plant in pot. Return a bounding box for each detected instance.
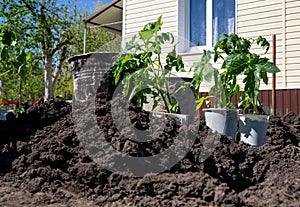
[213,34,280,146]
[189,50,239,139]
[112,16,192,124]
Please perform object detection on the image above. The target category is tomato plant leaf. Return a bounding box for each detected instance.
[256,61,280,73]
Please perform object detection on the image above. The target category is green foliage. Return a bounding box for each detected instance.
[112,16,185,113]
[189,50,224,109]
[0,27,29,78]
[0,67,43,103]
[0,0,122,102]
[54,67,73,100]
[213,34,280,113]
[0,0,76,49]
[0,0,79,99]
[70,23,121,55]
[0,26,42,112]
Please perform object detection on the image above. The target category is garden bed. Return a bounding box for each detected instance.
[0,95,299,206]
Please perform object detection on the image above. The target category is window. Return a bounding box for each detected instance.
[179,0,236,52]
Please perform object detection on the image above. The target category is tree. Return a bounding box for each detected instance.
[0,0,78,100]
[1,0,122,101]
[0,26,39,108]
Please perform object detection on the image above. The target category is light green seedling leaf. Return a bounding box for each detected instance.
[140,30,153,41]
[196,96,210,110]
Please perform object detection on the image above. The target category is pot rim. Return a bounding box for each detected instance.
[68,52,118,63]
[151,111,190,117]
[238,114,269,121]
[203,108,238,112]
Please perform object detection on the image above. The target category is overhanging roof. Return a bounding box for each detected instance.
[83,0,123,34]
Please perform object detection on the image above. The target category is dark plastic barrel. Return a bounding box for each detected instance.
[68,52,117,101]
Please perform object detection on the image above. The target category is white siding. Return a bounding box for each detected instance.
[285,0,300,89]
[125,0,178,38]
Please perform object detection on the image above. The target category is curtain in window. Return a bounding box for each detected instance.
[212,0,235,46]
[190,0,206,47]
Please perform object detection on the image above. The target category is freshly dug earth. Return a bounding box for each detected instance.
[0,95,299,206]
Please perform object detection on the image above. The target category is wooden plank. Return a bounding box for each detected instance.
[238,16,282,28]
[297,90,300,115]
[127,0,174,7]
[286,7,300,16]
[238,24,282,36]
[286,45,300,52]
[286,0,299,2]
[285,90,292,115]
[238,0,264,5]
[291,89,298,114]
[286,25,300,33]
[286,32,300,41]
[286,58,300,65]
[286,13,300,21]
[127,7,177,19]
[285,51,300,58]
[277,90,284,116]
[286,70,300,76]
[286,0,300,8]
[238,9,282,22]
[238,1,281,11]
[286,83,300,89]
[260,90,269,109]
[125,0,177,37]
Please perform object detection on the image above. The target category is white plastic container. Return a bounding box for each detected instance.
[204,108,238,139]
[239,114,269,147]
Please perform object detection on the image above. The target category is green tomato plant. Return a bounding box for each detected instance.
[112,16,185,113]
[213,33,280,113]
[189,50,224,109]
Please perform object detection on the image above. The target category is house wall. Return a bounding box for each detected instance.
[285,0,300,89]
[237,0,300,91]
[125,0,178,38]
[124,0,300,114]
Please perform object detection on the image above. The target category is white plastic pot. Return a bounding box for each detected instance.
[239,114,268,147]
[151,112,193,125]
[204,108,238,139]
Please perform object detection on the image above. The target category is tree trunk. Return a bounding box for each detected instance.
[18,75,22,108]
[44,55,54,101]
[52,46,67,92]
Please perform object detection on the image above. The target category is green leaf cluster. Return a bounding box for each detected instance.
[112,16,185,113]
[0,0,79,100]
[213,33,280,113]
[189,50,224,109]
[0,26,42,109]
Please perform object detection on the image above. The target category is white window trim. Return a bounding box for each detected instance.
[178,0,237,54]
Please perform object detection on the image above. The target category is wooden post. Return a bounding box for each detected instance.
[272,35,276,116]
[83,21,87,54]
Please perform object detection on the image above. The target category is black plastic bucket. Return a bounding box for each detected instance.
[68,52,117,101]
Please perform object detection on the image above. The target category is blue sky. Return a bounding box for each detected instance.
[76,0,114,12]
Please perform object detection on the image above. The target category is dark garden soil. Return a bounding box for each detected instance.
[0,95,299,206]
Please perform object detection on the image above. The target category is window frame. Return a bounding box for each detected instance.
[179,0,237,53]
